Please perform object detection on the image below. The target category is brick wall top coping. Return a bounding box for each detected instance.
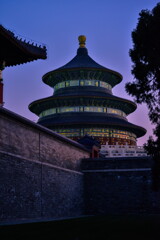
[81,156,153,170]
[0,107,90,153]
[83,156,152,161]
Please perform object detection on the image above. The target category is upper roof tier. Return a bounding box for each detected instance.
[42,36,123,88]
[57,35,110,69]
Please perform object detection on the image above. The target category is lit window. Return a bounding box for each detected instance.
[70,80,79,86]
[80,80,84,86]
[59,82,65,88]
[95,81,99,86]
[84,107,90,112]
[85,80,92,86]
[66,81,70,87]
[80,106,84,112]
[97,107,103,112]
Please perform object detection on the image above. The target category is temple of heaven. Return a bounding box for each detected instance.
[29,36,146,146]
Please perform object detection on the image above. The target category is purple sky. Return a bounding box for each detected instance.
[1,0,159,145]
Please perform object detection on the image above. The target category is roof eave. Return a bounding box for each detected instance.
[0,25,47,67]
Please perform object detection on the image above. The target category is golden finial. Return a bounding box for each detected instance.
[78,35,86,48]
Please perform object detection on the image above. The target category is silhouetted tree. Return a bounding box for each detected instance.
[125,3,160,155]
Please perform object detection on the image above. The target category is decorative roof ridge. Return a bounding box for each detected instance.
[0,24,47,64]
[0,24,46,51]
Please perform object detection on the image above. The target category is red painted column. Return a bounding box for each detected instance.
[0,61,5,107]
[0,80,3,106]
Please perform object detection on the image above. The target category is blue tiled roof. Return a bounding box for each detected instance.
[58,48,106,70]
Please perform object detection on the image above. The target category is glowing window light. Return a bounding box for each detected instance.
[54,80,112,91]
[53,128,136,141]
[40,106,126,118]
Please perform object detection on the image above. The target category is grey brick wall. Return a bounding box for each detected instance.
[0,152,84,222]
[82,158,160,215]
[1,108,159,223]
[0,108,89,222]
[0,108,89,170]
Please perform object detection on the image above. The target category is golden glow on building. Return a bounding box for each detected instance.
[52,128,136,145]
[54,80,112,91]
[39,106,126,118]
[29,36,146,146]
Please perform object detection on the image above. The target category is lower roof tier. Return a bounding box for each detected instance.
[37,112,146,138]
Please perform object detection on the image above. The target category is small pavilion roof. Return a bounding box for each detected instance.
[0,25,47,67]
[78,135,101,148]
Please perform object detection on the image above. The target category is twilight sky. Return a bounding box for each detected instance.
[1,0,159,145]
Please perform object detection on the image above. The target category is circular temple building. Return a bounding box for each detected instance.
[29,36,146,146]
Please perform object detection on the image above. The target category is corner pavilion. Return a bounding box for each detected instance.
[29,36,146,145]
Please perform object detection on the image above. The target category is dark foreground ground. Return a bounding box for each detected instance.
[0,215,160,240]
